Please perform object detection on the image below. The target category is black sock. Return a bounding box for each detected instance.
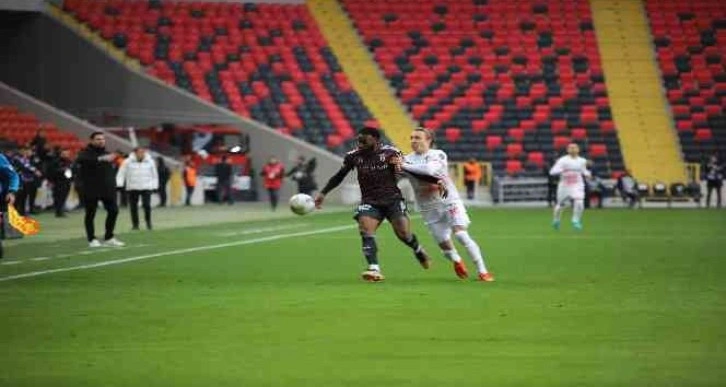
[399,233,422,253]
[361,234,378,266]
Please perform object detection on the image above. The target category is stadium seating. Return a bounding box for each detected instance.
[645,0,726,163]
[0,105,84,152]
[61,0,374,154]
[341,0,625,177]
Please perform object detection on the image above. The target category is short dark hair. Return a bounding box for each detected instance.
[358,126,381,139]
[90,131,104,139]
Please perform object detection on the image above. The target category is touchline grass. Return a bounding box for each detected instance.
[0,208,724,386]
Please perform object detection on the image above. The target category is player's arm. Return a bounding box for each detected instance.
[315,162,353,208]
[396,156,449,198]
[549,159,563,176]
[115,158,129,188]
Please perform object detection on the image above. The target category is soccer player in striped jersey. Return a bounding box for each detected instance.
[549,143,591,230]
[397,128,494,282]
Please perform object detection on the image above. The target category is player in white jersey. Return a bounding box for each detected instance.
[549,143,591,230]
[396,128,494,282]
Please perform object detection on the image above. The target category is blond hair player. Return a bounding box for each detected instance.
[549,143,591,230]
[396,128,494,282]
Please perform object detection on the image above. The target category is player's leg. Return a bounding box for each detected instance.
[355,204,385,281]
[426,216,467,279]
[572,190,585,230]
[447,202,493,281]
[388,202,431,269]
[552,186,568,230]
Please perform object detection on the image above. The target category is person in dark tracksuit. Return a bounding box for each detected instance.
[76,132,124,247]
[704,154,723,208]
[286,156,318,195]
[156,157,170,207]
[214,155,234,205]
[48,149,74,218]
[12,147,42,216]
[0,153,19,259]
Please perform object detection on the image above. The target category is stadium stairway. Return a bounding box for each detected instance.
[307,0,416,149]
[591,0,686,184]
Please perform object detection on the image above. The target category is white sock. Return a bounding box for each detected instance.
[443,249,462,263]
[368,264,381,272]
[573,199,584,223]
[553,203,563,222]
[454,231,487,274]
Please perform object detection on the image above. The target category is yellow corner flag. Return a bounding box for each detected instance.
[7,205,40,235]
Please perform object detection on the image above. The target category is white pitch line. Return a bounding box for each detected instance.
[1,261,22,266]
[30,257,50,262]
[217,223,308,237]
[0,224,356,283]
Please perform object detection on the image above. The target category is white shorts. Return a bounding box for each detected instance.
[421,201,471,244]
[557,185,585,204]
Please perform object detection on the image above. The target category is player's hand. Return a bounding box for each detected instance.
[5,192,15,206]
[437,180,448,199]
[314,193,325,209]
[389,156,403,173]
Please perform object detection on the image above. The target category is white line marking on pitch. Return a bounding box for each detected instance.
[1,261,21,266]
[217,223,308,237]
[30,257,50,262]
[0,224,355,283]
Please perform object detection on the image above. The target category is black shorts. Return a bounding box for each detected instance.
[353,200,408,222]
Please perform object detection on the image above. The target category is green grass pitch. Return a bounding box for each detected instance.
[0,208,725,386]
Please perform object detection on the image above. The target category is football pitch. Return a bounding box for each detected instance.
[0,208,725,386]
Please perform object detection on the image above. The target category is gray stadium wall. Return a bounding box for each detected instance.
[0,9,355,204]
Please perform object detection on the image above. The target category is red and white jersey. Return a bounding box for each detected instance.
[403,149,461,210]
[549,155,590,188]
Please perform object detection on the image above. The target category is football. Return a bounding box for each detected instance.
[289,193,315,215]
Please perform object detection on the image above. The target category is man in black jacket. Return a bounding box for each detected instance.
[48,148,74,218]
[76,132,124,247]
[286,156,318,195]
[704,154,723,208]
[214,155,234,205]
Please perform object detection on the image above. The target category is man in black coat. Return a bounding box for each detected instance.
[48,148,74,218]
[286,156,318,195]
[704,154,723,208]
[214,155,234,205]
[76,132,124,247]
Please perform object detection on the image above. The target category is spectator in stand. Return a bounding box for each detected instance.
[617,170,639,209]
[462,158,481,200]
[77,132,124,247]
[261,156,285,211]
[286,156,318,195]
[0,153,19,259]
[215,155,234,205]
[156,157,170,207]
[47,148,74,217]
[116,147,158,231]
[12,147,42,215]
[704,154,723,208]
[183,157,197,206]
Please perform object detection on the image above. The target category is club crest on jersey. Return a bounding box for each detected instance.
[379,154,386,162]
